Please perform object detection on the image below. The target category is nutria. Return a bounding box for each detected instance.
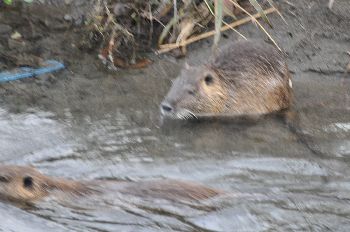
[0,165,93,202]
[0,165,221,203]
[160,40,293,119]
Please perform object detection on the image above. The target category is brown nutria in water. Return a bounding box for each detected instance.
[0,165,221,202]
[0,165,93,202]
[160,40,293,119]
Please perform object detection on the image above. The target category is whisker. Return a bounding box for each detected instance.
[185,109,197,119]
[190,112,197,119]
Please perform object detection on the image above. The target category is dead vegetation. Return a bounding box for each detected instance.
[83,0,281,69]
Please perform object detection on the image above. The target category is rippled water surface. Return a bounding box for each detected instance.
[0,55,349,231]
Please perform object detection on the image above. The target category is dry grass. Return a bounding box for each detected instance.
[158,7,277,54]
[85,0,282,69]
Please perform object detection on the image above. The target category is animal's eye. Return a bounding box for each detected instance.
[23,176,33,188]
[0,176,10,183]
[204,74,214,85]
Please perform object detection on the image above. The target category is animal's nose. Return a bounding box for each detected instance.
[161,102,173,113]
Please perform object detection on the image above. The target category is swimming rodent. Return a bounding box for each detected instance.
[0,165,221,203]
[160,40,293,119]
[0,165,93,202]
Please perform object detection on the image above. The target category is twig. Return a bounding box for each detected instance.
[157,7,276,54]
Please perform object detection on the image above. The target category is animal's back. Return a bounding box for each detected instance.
[211,40,288,83]
[212,40,292,115]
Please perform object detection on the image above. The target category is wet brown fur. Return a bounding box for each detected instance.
[0,165,221,203]
[161,40,293,119]
[120,179,221,201]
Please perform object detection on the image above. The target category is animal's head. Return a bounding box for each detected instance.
[0,165,51,202]
[160,63,227,119]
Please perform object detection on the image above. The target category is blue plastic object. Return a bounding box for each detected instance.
[0,60,65,83]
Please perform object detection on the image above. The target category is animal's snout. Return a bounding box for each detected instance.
[160,102,173,114]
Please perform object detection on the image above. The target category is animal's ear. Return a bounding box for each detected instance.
[184,62,190,69]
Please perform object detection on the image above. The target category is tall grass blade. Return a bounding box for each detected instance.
[265,0,286,23]
[249,0,272,27]
[228,0,280,50]
[158,14,178,45]
[328,0,335,9]
[173,0,178,34]
[204,0,245,39]
[214,0,223,48]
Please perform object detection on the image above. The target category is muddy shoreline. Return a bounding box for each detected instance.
[0,0,348,112]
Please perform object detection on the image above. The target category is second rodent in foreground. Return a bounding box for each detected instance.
[160,40,293,119]
[0,165,221,203]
